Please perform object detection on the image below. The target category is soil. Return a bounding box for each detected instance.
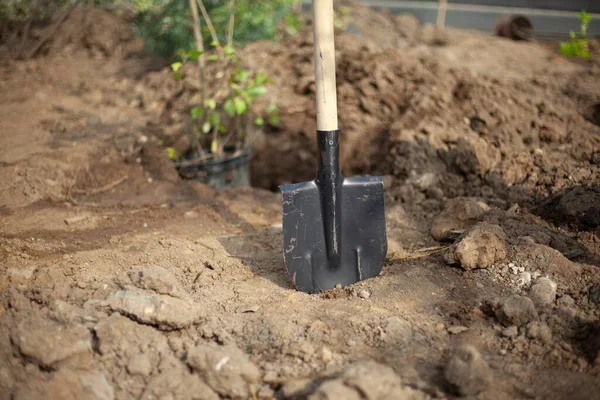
[1,4,600,400]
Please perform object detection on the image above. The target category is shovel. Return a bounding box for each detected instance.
[280,0,387,294]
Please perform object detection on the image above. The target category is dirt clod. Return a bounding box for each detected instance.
[444,222,507,270]
[528,277,557,307]
[12,318,92,368]
[101,290,203,330]
[501,326,518,338]
[445,345,492,396]
[118,266,185,298]
[126,353,153,377]
[430,199,490,241]
[495,295,538,327]
[187,343,261,399]
[526,321,553,343]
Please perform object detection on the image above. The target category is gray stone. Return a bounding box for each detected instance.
[529,277,557,307]
[495,295,538,327]
[445,345,492,396]
[187,343,260,399]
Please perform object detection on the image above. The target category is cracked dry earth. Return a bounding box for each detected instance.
[2,8,600,400]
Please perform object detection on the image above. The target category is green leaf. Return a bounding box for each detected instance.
[210,112,220,125]
[255,117,264,126]
[173,72,184,80]
[166,147,176,159]
[218,124,227,134]
[210,40,220,47]
[224,45,235,56]
[204,99,217,110]
[267,103,277,114]
[178,49,187,58]
[269,115,280,125]
[191,106,203,120]
[171,62,183,72]
[207,54,218,61]
[233,98,247,115]
[224,99,235,117]
[187,50,203,60]
[247,86,267,97]
[202,122,211,134]
[580,10,592,25]
[235,69,249,82]
[255,72,267,85]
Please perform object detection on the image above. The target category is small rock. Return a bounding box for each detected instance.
[12,318,92,368]
[448,326,469,335]
[426,186,444,200]
[187,343,260,398]
[589,284,600,306]
[518,236,537,245]
[444,223,507,270]
[529,277,557,307]
[383,317,413,347]
[445,345,492,396]
[407,171,437,191]
[526,321,553,343]
[184,210,199,219]
[516,272,532,289]
[558,295,575,307]
[358,290,371,299]
[127,354,152,377]
[309,380,361,400]
[452,134,501,176]
[495,295,538,327]
[102,290,204,330]
[501,326,518,338]
[430,199,490,241]
[318,347,333,363]
[340,360,416,399]
[64,215,89,225]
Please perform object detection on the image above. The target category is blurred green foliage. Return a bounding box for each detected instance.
[2,0,302,57]
[559,10,592,60]
[133,0,301,58]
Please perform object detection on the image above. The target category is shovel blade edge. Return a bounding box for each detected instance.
[280,176,387,293]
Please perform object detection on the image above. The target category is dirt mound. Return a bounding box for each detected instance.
[28,7,143,59]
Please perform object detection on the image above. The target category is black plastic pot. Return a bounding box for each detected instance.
[175,149,251,189]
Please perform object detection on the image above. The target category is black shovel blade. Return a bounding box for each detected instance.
[280,175,387,293]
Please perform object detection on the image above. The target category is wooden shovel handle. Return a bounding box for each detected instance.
[313,0,338,131]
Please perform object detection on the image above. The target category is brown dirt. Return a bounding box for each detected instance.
[1,5,600,400]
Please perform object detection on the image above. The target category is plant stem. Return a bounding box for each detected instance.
[227,0,235,46]
[196,0,220,45]
[436,0,448,29]
[188,0,206,154]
